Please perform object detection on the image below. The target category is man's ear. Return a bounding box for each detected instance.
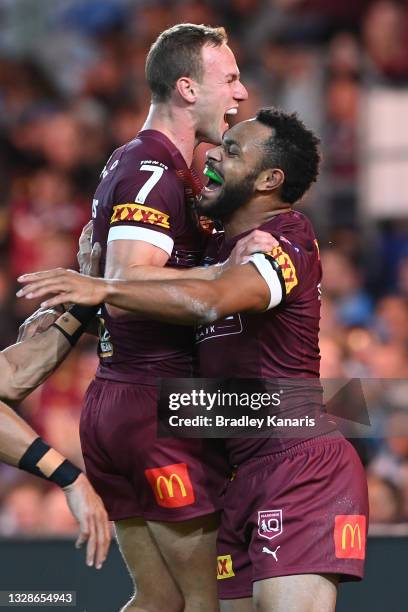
[175,77,197,103]
[254,168,285,193]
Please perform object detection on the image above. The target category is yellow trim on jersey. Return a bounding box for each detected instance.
[110,203,170,229]
[268,245,298,295]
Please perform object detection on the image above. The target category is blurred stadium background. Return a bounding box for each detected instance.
[0,0,408,554]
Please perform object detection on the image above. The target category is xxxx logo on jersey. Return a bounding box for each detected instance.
[267,245,298,295]
[110,203,170,229]
[217,555,235,580]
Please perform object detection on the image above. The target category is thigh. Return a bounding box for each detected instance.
[148,513,220,612]
[115,516,183,611]
[220,599,252,612]
[253,573,338,612]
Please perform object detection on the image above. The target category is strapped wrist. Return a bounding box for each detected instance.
[52,304,99,346]
[18,438,81,488]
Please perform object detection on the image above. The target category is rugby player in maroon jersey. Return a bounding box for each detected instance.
[15,24,248,612]
[20,108,368,612]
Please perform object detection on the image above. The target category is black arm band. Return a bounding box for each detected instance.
[18,437,81,488]
[52,303,99,346]
[49,460,82,489]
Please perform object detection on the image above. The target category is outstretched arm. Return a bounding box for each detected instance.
[17,253,284,325]
[101,228,278,282]
[0,305,97,404]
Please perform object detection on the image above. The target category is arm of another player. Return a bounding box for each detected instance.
[0,400,110,568]
[0,304,98,405]
[80,220,277,285]
[104,230,277,281]
[17,253,284,324]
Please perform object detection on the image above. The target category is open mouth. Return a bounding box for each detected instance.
[203,165,224,192]
[224,107,238,127]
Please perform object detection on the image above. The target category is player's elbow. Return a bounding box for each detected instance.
[190,288,222,325]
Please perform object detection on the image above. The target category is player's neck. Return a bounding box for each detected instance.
[224,202,292,240]
[141,104,196,167]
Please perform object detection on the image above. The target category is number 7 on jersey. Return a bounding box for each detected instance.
[135,165,164,204]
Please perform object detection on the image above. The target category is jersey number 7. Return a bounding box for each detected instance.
[135,165,164,204]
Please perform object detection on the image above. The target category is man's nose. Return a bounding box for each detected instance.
[206,146,222,162]
[235,80,248,101]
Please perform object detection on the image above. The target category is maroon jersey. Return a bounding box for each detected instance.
[92,130,205,384]
[197,211,335,463]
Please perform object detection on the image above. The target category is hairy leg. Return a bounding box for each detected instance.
[220,598,252,612]
[253,573,338,612]
[148,513,220,612]
[115,517,184,612]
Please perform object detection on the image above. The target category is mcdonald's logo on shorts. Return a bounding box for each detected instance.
[217,555,235,580]
[145,463,195,508]
[334,515,366,560]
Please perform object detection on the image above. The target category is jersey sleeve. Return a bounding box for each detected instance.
[246,253,285,310]
[108,159,182,256]
[265,233,320,304]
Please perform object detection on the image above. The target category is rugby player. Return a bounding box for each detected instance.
[16,24,247,612]
[20,108,369,612]
[0,307,111,569]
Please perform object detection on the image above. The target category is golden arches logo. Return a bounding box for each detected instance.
[341,523,362,550]
[156,473,187,499]
[145,463,195,508]
[334,514,366,560]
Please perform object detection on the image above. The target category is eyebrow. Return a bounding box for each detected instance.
[223,136,240,149]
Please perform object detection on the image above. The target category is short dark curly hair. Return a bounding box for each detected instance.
[146,23,227,103]
[255,107,321,204]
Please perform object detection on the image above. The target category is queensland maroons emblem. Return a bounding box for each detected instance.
[258,510,283,540]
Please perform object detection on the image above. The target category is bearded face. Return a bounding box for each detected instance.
[197,162,259,222]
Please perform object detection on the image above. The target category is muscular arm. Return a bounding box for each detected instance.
[0,400,37,465]
[0,326,71,405]
[102,229,276,287]
[103,239,221,319]
[103,262,273,323]
[18,256,283,325]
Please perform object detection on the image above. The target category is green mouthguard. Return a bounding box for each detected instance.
[204,166,223,185]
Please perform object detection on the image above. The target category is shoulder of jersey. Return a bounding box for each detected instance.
[273,211,315,240]
[123,134,174,164]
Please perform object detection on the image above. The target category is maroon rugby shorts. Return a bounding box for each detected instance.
[80,378,228,521]
[216,433,368,599]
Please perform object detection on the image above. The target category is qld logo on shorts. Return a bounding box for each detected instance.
[258,509,283,540]
[145,463,195,509]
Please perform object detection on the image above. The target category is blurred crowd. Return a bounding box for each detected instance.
[1,0,408,535]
